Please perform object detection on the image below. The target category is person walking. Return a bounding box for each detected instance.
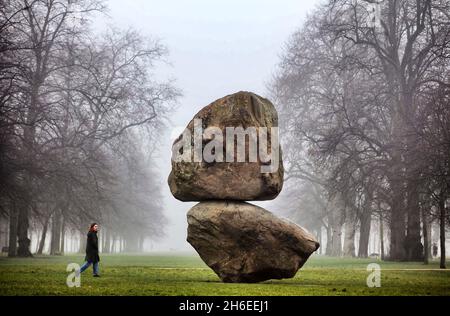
[79,223,101,277]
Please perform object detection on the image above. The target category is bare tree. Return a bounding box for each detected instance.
[270,0,450,261]
[1,0,179,256]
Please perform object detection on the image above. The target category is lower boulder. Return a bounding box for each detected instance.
[186,201,319,283]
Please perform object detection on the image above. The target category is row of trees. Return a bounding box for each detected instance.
[271,0,449,266]
[0,0,179,256]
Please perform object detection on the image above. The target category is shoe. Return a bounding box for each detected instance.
[93,274,101,277]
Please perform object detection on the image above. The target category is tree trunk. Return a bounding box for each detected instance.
[358,211,371,258]
[379,215,385,260]
[330,221,342,257]
[17,198,32,257]
[50,210,62,255]
[439,195,446,269]
[37,216,49,255]
[139,236,145,252]
[79,229,87,254]
[318,227,322,255]
[110,235,115,253]
[343,217,356,257]
[388,99,406,259]
[34,229,40,253]
[103,228,111,254]
[17,90,38,258]
[431,221,439,258]
[422,209,429,264]
[60,214,65,255]
[426,218,432,258]
[4,220,9,249]
[389,191,406,260]
[325,225,332,256]
[69,232,73,253]
[0,221,4,249]
[100,229,104,252]
[8,203,18,257]
[405,181,423,261]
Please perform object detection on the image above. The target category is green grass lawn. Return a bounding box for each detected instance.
[0,253,449,296]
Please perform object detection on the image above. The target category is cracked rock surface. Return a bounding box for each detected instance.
[186,201,320,283]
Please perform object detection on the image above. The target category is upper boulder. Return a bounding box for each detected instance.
[168,91,284,201]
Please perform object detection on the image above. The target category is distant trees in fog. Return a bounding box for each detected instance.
[271,0,449,266]
[0,0,180,256]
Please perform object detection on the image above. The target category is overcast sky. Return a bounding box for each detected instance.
[99,0,321,251]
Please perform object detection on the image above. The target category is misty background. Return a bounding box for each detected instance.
[97,0,320,251]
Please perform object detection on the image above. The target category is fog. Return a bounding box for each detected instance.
[96,0,320,251]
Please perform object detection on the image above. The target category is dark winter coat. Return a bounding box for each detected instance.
[85,231,100,263]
